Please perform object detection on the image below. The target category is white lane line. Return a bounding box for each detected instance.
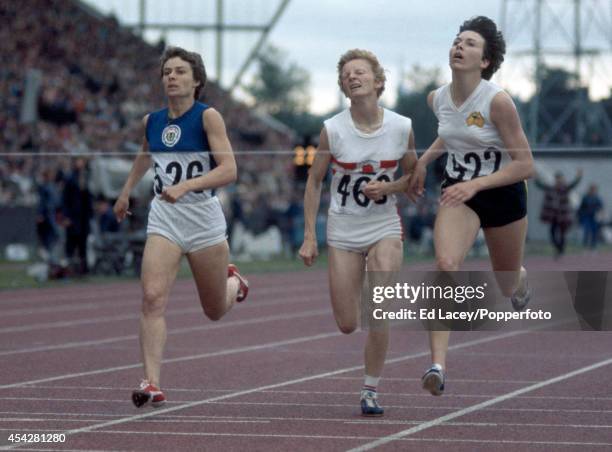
[0,308,331,357]
[0,279,327,307]
[1,292,311,317]
[3,429,612,448]
[347,420,612,429]
[2,413,610,430]
[4,301,133,317]
[329,376,541,383]
[1,286,327,318]
[16,386,612,401]
[0,418,268,424]
[0,329,339,390]
[396,438,612,447]
[1,328,518,390]
[0,330,527,451]
[2,448,118,452]
[3,397,612,415]
[256,391,612,401]
[9,386,238,392]
[0,311,182,334]
[347,356,612,451]
[0,288,139,306]
[0,291,328,334]
[178,400,612,414]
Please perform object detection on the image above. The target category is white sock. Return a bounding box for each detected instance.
[363,375,380,392]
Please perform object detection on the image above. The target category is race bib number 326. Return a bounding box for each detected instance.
[154,160,204,194]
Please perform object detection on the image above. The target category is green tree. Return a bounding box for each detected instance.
[394,65,441,151]
[247,45,327,140]
[394,65,445,188]
[247,45,311,116]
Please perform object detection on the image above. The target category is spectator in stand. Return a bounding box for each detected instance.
[577,184,603,249]
[35,167,60,262]
[408,200,435,254]
[535,169,582,258]
[94,195,120,234]
[61,157,93,274]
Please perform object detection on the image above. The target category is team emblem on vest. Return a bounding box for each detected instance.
[360,160,377,174]
[162,124,181,147]
[466,111,485,128]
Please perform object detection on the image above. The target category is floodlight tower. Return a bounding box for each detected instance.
[132,0,290,90]
[500,0,612,146]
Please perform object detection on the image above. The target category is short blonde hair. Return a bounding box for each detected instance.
[337,49,386,97]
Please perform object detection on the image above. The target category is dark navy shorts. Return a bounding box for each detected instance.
[441,177,527,228]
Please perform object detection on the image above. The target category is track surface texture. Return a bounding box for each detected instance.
[1,252,611,451]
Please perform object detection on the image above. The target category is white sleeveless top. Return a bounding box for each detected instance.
[433,79,511,181]
[323,108,411,216]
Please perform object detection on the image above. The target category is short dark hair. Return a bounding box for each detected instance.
[459,16,505,80]
[159,46,207,99]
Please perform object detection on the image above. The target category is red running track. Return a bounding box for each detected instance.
[0,253,611,451]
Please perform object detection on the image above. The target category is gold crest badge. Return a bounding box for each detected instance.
[466,111,485,128]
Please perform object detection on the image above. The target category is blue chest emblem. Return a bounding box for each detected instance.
[161,124,181,147]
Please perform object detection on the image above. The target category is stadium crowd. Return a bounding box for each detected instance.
[0,0,307,269]
[1,1,608,274]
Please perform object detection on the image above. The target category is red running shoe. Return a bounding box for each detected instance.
[228,264,249,302]
[132,380,166,408]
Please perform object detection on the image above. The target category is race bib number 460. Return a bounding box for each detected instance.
[336,174,390,207]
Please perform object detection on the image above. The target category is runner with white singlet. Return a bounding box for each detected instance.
[299,49,418,417]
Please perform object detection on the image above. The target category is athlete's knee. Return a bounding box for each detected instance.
[368,244,402,271]
[142,296,166,317]
[200,295,229,322]
[336,319,358,334]
[338,323,357,334]
[141,288,167,317]
[367,253,388,271]
[436,255,461,272]
[203,307,225,321]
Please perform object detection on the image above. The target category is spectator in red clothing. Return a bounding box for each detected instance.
[535,169,582,258]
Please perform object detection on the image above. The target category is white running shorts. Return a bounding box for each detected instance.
[327,211,403,254]
[147,196,227,254]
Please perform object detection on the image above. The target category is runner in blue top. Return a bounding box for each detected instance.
[114,47,248,408]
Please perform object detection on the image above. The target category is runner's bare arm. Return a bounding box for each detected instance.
[299,127,331,266]
[114,115,152,221]
[469,91,534,191]
[408,91,447,196]
[160,108,237,203]
[364,129,417,201]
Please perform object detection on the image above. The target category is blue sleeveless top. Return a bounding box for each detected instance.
[145,102,216,203]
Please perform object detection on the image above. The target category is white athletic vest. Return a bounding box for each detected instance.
[324,108,411,216]
[433,79,511,181]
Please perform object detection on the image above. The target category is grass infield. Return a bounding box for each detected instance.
[1,242,610,291]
